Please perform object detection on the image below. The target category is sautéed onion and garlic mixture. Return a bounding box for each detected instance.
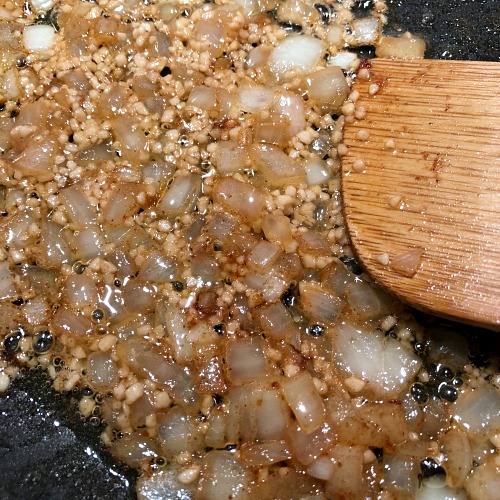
[0,0,499,498]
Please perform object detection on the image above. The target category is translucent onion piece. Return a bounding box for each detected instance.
[281,371,325,433]
[249,143,306,187]
[240,440,291,468]
[157,406,200,457]
[327,51,359,71]
[137,250,177,283]
[197,451,251,500]
[320,259,355,296]
[345,279,392,321]
[391,247,424,277]
[325,445,365,499]
[332,322,421,398]
[109,433,161,468]
[73,225,104,261]
[87,351,118,388]
[268,35,326,79]
[206,213,237,242]
[349,18,380,47]
[12,135,57,182]
[51,308,92,337]
[156,173,201,218]
[226,338,267,385]
[137,469,195,500]
[237,85,275,114]
[304,157,332,185]
[299,281,341,325]
[31,0,56,12]
[286,422,334,465]
[37,220,72,268]
[416,484,468,500]
[247,240,282,274]
[211,141,249,174]
[453,385,500,437]
[441,428,472,488]
[0,262,16,300]
[23,25,56,52]
[0,68,20,101]
[464,458,500,500]
[122,282,156,314]
[99,85,131,119]
[358,401,409,446]
[297,229,331,257]
[157,302,215,363]
[255,387,289,441]
[254,301,299,343]
[383,454,419,495]
[64,274,98,310]
[59,185,97,228]
[306,67,349,113]
[277,0,319,27]
[261,214,293,248]
[272,91,306,137]
[103,183,140,226]
[188,85,217,111]
[245,45,272,68]
[306,455,335,480]
[205,408,227,449]
[112,116,150,164]
[376,35,426,59]
[213,177,265,222]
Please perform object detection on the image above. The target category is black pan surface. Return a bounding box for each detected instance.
[0,1,498,499]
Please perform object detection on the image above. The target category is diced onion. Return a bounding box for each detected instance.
[157,406,200,457]
[255,387,289,441]
[304,157,332,185]
[240,440,291,468]
[299,281,341,325]
[137,250,177,283]
[268,35,326,79]
[31,0,56,12]
[63,274,98,310]
[188,85,217,110]
[0,262,16,300]
[103,183,140,226]
[109,433,160,468]
[249,143,306,187]
[325,445,365,499]
[441,429,472,488]
[332,322,422,398]
[349,18,380,47]
[12,136,57,182]
[51,308,93,337]
[261,214,293,248]
[286,422,334,465]
[112,116,150,164]
[391,247,424,277]
[272,91,306,137]
[213,177,265,222]
[226,338,267,385]
[60,185,97,228]
[73,226,104,261]
[281,371,325,433]
[247,240,282,274]
[237,85,275,113]
[306,455,335,480]
[345,279,392,321]
[328,51,359,71]
[306,67,349,113]
[87,351,118,388]
[211,141,249,174]
[254,301,299,343]
[376,34,426,59]
[156,173,201,218]
[197,451,251,500]
[453,385,500,438]
[23,25,56,52]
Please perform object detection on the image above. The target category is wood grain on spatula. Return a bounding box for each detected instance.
[341,59,500,329]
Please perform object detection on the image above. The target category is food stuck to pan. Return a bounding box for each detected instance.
[0,0,498,499]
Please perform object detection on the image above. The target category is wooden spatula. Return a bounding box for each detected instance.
[341,59,500,329]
